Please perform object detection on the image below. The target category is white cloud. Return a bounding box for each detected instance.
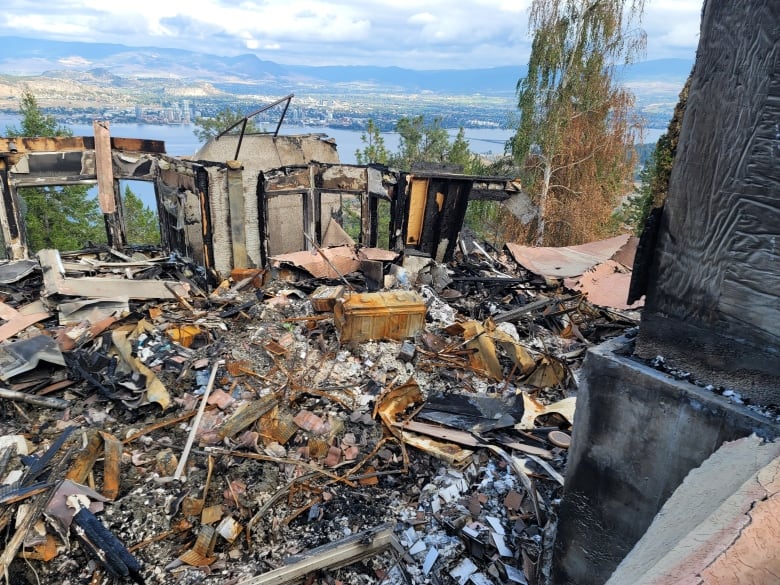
[408,12,436,25]
[0,0,703,68]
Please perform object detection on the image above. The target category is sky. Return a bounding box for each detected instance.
[1,0,703,70]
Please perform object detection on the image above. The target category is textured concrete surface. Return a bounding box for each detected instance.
[606,435,780,585]
[636,0,780,401]
[551,336,780,585]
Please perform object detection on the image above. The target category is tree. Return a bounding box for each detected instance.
[449,128,476,172]
[6,90,71,138]
[21,187,104,251]
[7,90,104,252]
[192,106,262,142]
[511,0,646,246]
[122,186,160,244]
[392,115,450,170]
[617,74,690,234]
[355,119,390,165]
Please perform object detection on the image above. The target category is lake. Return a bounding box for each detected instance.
[1,115,664,208]
[1,116,514,161]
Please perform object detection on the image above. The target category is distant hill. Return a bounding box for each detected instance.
[620,58,694,80]
[0,35,692,97]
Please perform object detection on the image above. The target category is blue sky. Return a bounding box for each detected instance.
[1,0,703,69]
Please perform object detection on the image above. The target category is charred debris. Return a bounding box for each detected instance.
[0,125,640,585]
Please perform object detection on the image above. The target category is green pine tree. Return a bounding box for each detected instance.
[7,90,105,252]
[355,119,390,165]
[122,186,160,244]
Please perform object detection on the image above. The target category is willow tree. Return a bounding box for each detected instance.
[511,0,646,245]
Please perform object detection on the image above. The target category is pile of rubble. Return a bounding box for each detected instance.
[0,237,639,585]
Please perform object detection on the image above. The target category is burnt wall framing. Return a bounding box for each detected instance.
[0,136,205,265]
[257,164,386,265]
[257,163,519,266]
[0,136,520,279]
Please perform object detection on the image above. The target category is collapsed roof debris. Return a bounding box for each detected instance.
[0,115,640,584]
[0,231,638,584]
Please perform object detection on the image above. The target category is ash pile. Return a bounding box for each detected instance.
[0,235,639,585]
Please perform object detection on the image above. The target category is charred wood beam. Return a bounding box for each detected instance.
[0,167,27,259]
[263,188,366,195]
[11,176,98,188]
[71,502,145,583]
[493,294,582,324]
[196,167,217,278]
[227,161,249,268]
[468,188,513,201]
[0,136,165,158]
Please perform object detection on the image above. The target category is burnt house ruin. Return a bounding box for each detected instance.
[0,1,779,582]
[0,122,522,277]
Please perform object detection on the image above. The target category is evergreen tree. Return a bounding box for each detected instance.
[7,90,104,252]
[449,128,477,173]
[355,119,389,165]
[6,90,71,138]
[511,0,646,245]
[392,115,451,170]
[123,186,161,244]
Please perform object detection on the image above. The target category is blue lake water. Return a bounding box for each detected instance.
[1,115,663,209]
[1,116,514,160]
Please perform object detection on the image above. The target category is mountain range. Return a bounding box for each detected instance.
[0,35,693,97]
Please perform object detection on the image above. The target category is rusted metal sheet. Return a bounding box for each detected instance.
[506,234,634,279]
[334,291,426,343]
[271,245,361,279]
[564,260,643,310]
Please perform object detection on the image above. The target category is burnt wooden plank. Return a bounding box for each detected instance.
[227,164,249,268]
[93,121,116,214]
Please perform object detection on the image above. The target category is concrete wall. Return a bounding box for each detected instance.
[635,0,780,402]
[552,336,780,585]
